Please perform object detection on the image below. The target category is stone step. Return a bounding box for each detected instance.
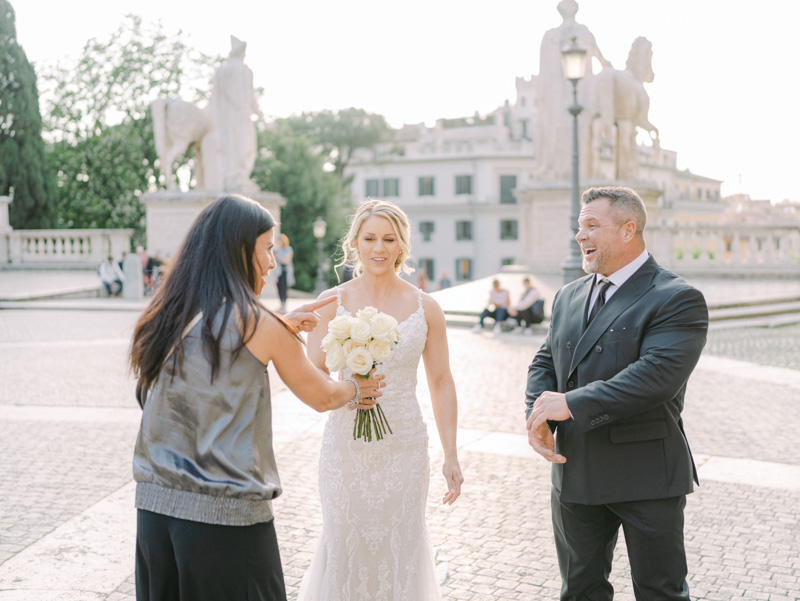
[445,298,800,331]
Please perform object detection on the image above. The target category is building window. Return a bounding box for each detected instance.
[501,258,515,267]
[500,219,518,240]
[419,221,435,242]
[500,175,517,204]
[455,175,472,195]
[365,178,380,198]
[456,220,473,241]
[696,187,702,200]
[455,258,472,281]
[382,178,399,197]
[418,258,434,281]
[418,176,435,196]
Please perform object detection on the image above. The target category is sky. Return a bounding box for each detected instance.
[13,0,800,203]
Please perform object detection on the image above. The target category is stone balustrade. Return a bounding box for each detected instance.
[2,229,133,268]
[648,223,800,277]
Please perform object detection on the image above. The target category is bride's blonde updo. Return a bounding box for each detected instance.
[338,199,415,278]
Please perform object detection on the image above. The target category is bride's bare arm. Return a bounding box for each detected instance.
[421,295,464,505]
[306,289,340,372]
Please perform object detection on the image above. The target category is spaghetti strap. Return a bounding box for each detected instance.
[336,287,343,308]
[417,288,424,309]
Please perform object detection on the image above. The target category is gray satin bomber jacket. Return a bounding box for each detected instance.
[133,309,281,526]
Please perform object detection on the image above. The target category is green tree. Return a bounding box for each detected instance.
[252,121,349,292]
[282,108,391,183]
[39,15,220,242]
[0,0,56,228]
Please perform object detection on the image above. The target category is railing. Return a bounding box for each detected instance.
[2,229,133,268]
[648,224,800,277]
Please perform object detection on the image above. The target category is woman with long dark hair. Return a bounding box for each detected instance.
[130,194,383,601]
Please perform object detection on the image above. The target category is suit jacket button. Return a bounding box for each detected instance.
[590,419,596,426]
[603,415,609,421]
[567,380,575,388]
[595,345,603,353]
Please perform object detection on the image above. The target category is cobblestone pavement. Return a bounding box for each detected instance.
[705,323,800,371]
[0,308,799,600]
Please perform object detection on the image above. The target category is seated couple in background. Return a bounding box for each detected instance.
[473,277,544,334]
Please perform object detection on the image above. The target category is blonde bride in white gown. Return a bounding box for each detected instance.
[299,200,464,601]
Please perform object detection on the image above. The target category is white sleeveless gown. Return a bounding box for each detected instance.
[297,289,442,601]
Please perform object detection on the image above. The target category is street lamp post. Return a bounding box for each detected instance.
[313,216,328,296]
[561,36,588,285]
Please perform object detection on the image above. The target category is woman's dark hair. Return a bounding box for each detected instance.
[130,194,290,391]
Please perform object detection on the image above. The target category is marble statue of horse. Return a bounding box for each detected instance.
[151,98,212,190]
[587,36,658,180]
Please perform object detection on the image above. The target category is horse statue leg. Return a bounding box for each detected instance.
[150,98,175,189]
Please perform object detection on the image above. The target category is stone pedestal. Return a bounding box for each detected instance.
[122,254,144,299]
[516,181,662,275]
[141,190,286,260]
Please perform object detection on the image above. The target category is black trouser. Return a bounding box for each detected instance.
[551,489,690,601]
[514,307,538,327]
[136,510,286,601]
[277,271,288,304]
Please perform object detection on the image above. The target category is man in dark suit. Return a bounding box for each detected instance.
[526,186,708,601]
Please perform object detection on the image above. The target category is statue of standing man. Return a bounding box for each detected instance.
[202,36,262,194]
[535,0,610,181]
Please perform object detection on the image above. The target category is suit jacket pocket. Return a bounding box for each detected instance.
[609,419,668,443]
[603,326,639,342]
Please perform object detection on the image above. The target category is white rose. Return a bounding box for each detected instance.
[356,306,379,320]
[325,340,347,372]
[345,346,374,376]
[328,315,353,341]
[368,338,393,363]
[342,338,365,355]
[321,333,337,353]
[349,318,372,344]
[370,313,399,342]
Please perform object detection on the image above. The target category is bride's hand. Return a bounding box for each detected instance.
[442,456,463,505]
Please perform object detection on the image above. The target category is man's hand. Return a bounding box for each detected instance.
[527,391,571,431]
[526,391,570,463]
[527,420,566,463]
[283,296,336,333]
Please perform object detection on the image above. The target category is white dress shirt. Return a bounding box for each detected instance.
[586,249,650,320]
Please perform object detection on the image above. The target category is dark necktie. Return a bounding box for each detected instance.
[587,279,613,326]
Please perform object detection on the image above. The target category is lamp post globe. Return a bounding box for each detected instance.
[313,216,328,296]
[560,36,588,285]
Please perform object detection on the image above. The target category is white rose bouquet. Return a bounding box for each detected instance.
[322,307,400,442]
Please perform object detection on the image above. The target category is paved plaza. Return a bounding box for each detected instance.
[0,301,799,600]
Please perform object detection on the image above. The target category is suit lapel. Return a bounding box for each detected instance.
[566,275,594,347]
[569,258,658,374]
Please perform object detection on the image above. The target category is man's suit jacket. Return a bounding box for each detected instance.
[526,256,708,505]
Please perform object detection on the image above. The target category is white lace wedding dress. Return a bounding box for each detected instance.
[297,288,442,601]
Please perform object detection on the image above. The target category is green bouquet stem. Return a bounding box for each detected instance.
[353,403,393,442]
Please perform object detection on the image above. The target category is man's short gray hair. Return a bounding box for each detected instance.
[581,186,647,242]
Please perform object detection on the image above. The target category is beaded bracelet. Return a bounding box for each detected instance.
[345,376,361,408]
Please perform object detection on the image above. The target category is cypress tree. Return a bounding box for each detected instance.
[0,0,55,228]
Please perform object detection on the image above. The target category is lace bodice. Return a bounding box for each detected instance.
[298,287,442,601]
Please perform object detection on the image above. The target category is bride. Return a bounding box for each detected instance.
[298,200,464,600]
